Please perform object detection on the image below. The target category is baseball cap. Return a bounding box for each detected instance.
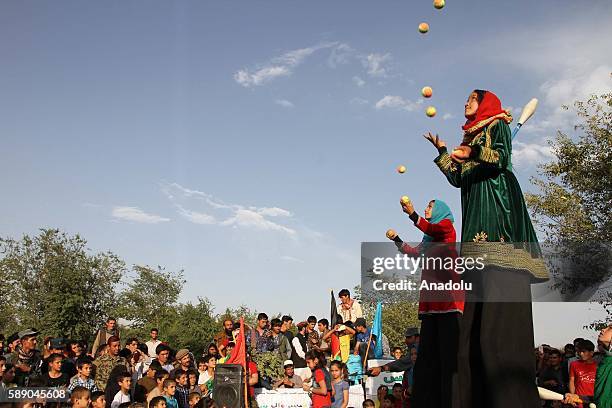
[405,327,419,337]
[49,338,67,350]
[283,360,294,367]
[18,328,40,339]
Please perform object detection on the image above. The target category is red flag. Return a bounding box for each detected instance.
[225,317,246,369]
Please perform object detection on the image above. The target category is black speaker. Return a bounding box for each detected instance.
[213,364,244,408]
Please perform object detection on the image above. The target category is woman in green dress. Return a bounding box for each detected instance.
[424,89,548,408]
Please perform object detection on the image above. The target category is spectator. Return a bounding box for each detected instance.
[404,328,419,352]
[94,336,129,391]
[163,378,179,408]
[68,357,99,392]
[270,319,292,361]
[392,347,403,360]
[330,361,349,408]
[382,394,395,408]
[71,386,92,408]
[92,390,107,408]
[391,384,403,408]
[248,313,273,354]
[569,340,597,402]
[375,385,388,408]
[92,318,119,357]
[404,347,418,400]
[147,370,170,406]
[150,395,167,408]
[322,321,356,363]
[4,333,20,358]
[172,349,192,377]
[246,352,259,404]
[213,319,233,354]
[363,399,375,408]
[188,393,201,408]
[134,362,161,402]
[217,342,234,364]
[291,322,308,370]
[173,369,190,408]
[197,354,216,396]
[206,344,220,360]
[146,329,162,359]
[354,318,375,362]
[186,369,200,396]
[110,372,132,408]
[538,349,566,397]
[155,345,174,373]
[134,343,153,382]
[316,319,331,357]
[2,363,16,388]
[302,351,332,408]
[281,316,294,344]
[273,360,303,389]
[307,316,320,352]
[337,289,363,324]
[6,328,43,386]
[122,337,141,374]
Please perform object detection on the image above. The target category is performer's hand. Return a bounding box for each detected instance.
[450,146,471,163]
[400,199,414,215]
[424,132,446,149]
[563,393,581,406]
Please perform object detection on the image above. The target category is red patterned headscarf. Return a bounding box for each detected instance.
[462,90,512,136]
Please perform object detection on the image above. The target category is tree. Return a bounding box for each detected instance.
[114,265,186,330]
[525,92,612,329]
[354,285,420,350]
[0,229,125,342]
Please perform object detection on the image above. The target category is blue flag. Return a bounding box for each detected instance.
[372,302,383,358]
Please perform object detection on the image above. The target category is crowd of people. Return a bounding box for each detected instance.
[0,288,610,408]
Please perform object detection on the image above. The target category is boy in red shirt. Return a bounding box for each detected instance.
[569,340,597,402]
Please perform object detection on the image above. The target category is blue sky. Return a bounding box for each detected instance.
[1,0,610,346]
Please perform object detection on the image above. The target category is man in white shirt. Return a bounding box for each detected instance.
[337,289,363,323]
[145,328,162,358]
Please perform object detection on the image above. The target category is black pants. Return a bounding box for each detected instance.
[411,312,461,408]
[457,267,540,408]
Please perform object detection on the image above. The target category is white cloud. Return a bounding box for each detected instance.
[442,113,455,120]
[512,141,554,166]
[328,43,353,68]
[255,207,292,217]
[352,76,365,87]
[220,209,296,235]
[280,255,304,263]
[234,66,290,87]
[364,53,391,78]
[176,205,216,225]
[375,95,421,112]
[234,42,339,88]
[161,182,296,235]
[275,99,295,108]
[112,206,170,224]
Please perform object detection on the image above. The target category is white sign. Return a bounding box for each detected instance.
[364,372,404,397]
[254,388,312,408]
[362,359,404,397]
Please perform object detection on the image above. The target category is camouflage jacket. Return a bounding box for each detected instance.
[93,354,128,391]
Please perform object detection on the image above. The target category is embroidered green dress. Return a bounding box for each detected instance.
[434,119,548,281]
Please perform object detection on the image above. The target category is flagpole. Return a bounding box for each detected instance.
[242,317,249,408]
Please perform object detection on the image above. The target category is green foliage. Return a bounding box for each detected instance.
[525,92,612,329]
[0,229,125,342]
[355,285,420,350]
[114,265,186,330]
[252,351,284,380]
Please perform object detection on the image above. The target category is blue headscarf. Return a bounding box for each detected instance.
[421,199,454,243]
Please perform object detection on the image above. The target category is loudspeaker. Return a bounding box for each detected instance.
[213,364,244,408]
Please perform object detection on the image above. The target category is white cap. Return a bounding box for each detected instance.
[283,360,294,367]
